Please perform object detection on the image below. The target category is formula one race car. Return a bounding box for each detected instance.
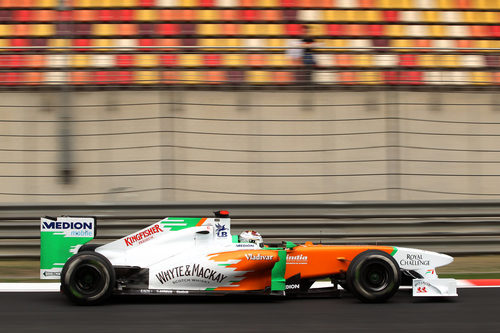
[40,211,457,305]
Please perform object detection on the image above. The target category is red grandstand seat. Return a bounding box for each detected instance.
[139,38,155,50]
[456,0,471,9]
[30,38,48,48]
[469,25,487,37]
[200,0,215,6]
[160,54,178,66]
[140,0,156,6]
[383,11,399,22]
[94,71,111,85]
[74,39,91,51]
[25,72,43,85]
[227,70,245,83]
[75,24,91,36]
[8,55,23,68]
[384,71,399,85]
[13,10,28,21]
[74,10,95,22]
[58,10,73,21]
[0,10,12,21]
[205,71,224,84]
[70,72,89,85]
[400,71,423,85]
[203,54,222,66]
[345,24,364,37]
[283,10,297,21]
[10,38,28,50]
[181,24,197,35]
[139,24,155,35]
[157,24,180,35]
[272,71,293,84]
[220,10,238,21]
[339,71,356,85]
[489,26,500,38]
[373,39,390,47]
[182,38,197,46]
[286,24,302,35]
[281,0,298,6]
[367,24,384,37]
[327,24,345,36]
[115,71,133,84]
[485,55,500,67]
[35,10,55,22]
[97,10,113,21]
[242,10,258,21]
[1,72,21,85]
[116,55,134,67]
[399,54,417,67]
[359,0,375,7]
[118,10,133,21]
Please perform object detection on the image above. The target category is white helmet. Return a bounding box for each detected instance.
[239,230,263,247]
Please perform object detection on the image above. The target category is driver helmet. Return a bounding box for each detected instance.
[239,230,263,247]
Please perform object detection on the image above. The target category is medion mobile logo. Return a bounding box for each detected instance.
[41,220,94,237]
[124,224,163,247]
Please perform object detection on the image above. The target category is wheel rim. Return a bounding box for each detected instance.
[361,262,390,292]
[74,264,103,295]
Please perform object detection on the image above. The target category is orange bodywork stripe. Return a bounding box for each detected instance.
[196,218,207,226]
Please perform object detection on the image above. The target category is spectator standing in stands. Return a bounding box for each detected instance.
[301,25,317,85]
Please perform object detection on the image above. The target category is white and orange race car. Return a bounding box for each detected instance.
[40,211,457,305]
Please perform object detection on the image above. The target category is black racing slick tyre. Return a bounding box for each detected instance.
[346,250,400,303]
[61,251,115,305]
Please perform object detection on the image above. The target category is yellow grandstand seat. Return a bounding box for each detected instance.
[135,71,160,84]
[429,25,445,37]
[179,0,197,6]
[136,10,158,21]
[180,71,202,84]
[198,10,218,21]
[419,54,437,67]
[422,11,439,22]
[71,54,90,68]
[37,0,57,8]
[355,54,373,67]
[358,71,382,85]
[180,54,202,67]
[13,25,29,36]
[32,24,55,37]
[223,54,245,66]
[386,25,404,37]
[93,24,115,36]
[136,54,159,67]
[0,25,11,37]
[247,70,270,84]
[266,38,285,51]
[92,39,113,51]
[470,71,490,85]
[439,55,459,68]
[437,0,454,9]
[197,24,219,35]
[259,0,278,7]
[268,54,290,67]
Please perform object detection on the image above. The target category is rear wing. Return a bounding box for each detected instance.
[40,216,96,279]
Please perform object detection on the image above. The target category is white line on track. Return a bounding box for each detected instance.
[0,280,499,292]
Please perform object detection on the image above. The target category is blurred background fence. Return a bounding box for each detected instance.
[2,201,500,259]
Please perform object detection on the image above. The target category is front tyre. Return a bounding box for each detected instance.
[346,250,400,303]
[61,251,115,305]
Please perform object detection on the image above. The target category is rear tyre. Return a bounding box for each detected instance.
[346,250,400,303]
[61,251,115,305]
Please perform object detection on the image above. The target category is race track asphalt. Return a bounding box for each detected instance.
[0,288,498,333]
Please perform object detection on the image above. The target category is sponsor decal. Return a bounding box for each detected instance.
[399,254,430,266]
[285,284,300,290]
[245,253,274,261]
[286,254,308,264]
[236,243,256,248]
[124,224,163,247]
[215,223,228,238]
[417,286,427,293]
[41,220,93,237]
[156,264,227,285]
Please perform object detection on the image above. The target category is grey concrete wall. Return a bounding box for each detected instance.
[1,89,499,203]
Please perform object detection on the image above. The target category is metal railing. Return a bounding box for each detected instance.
[1,201,500,259]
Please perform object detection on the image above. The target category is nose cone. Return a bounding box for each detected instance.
[394,247,454,269]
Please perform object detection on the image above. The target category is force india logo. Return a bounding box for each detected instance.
[124,224,163,247]
[156,264,227,284]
